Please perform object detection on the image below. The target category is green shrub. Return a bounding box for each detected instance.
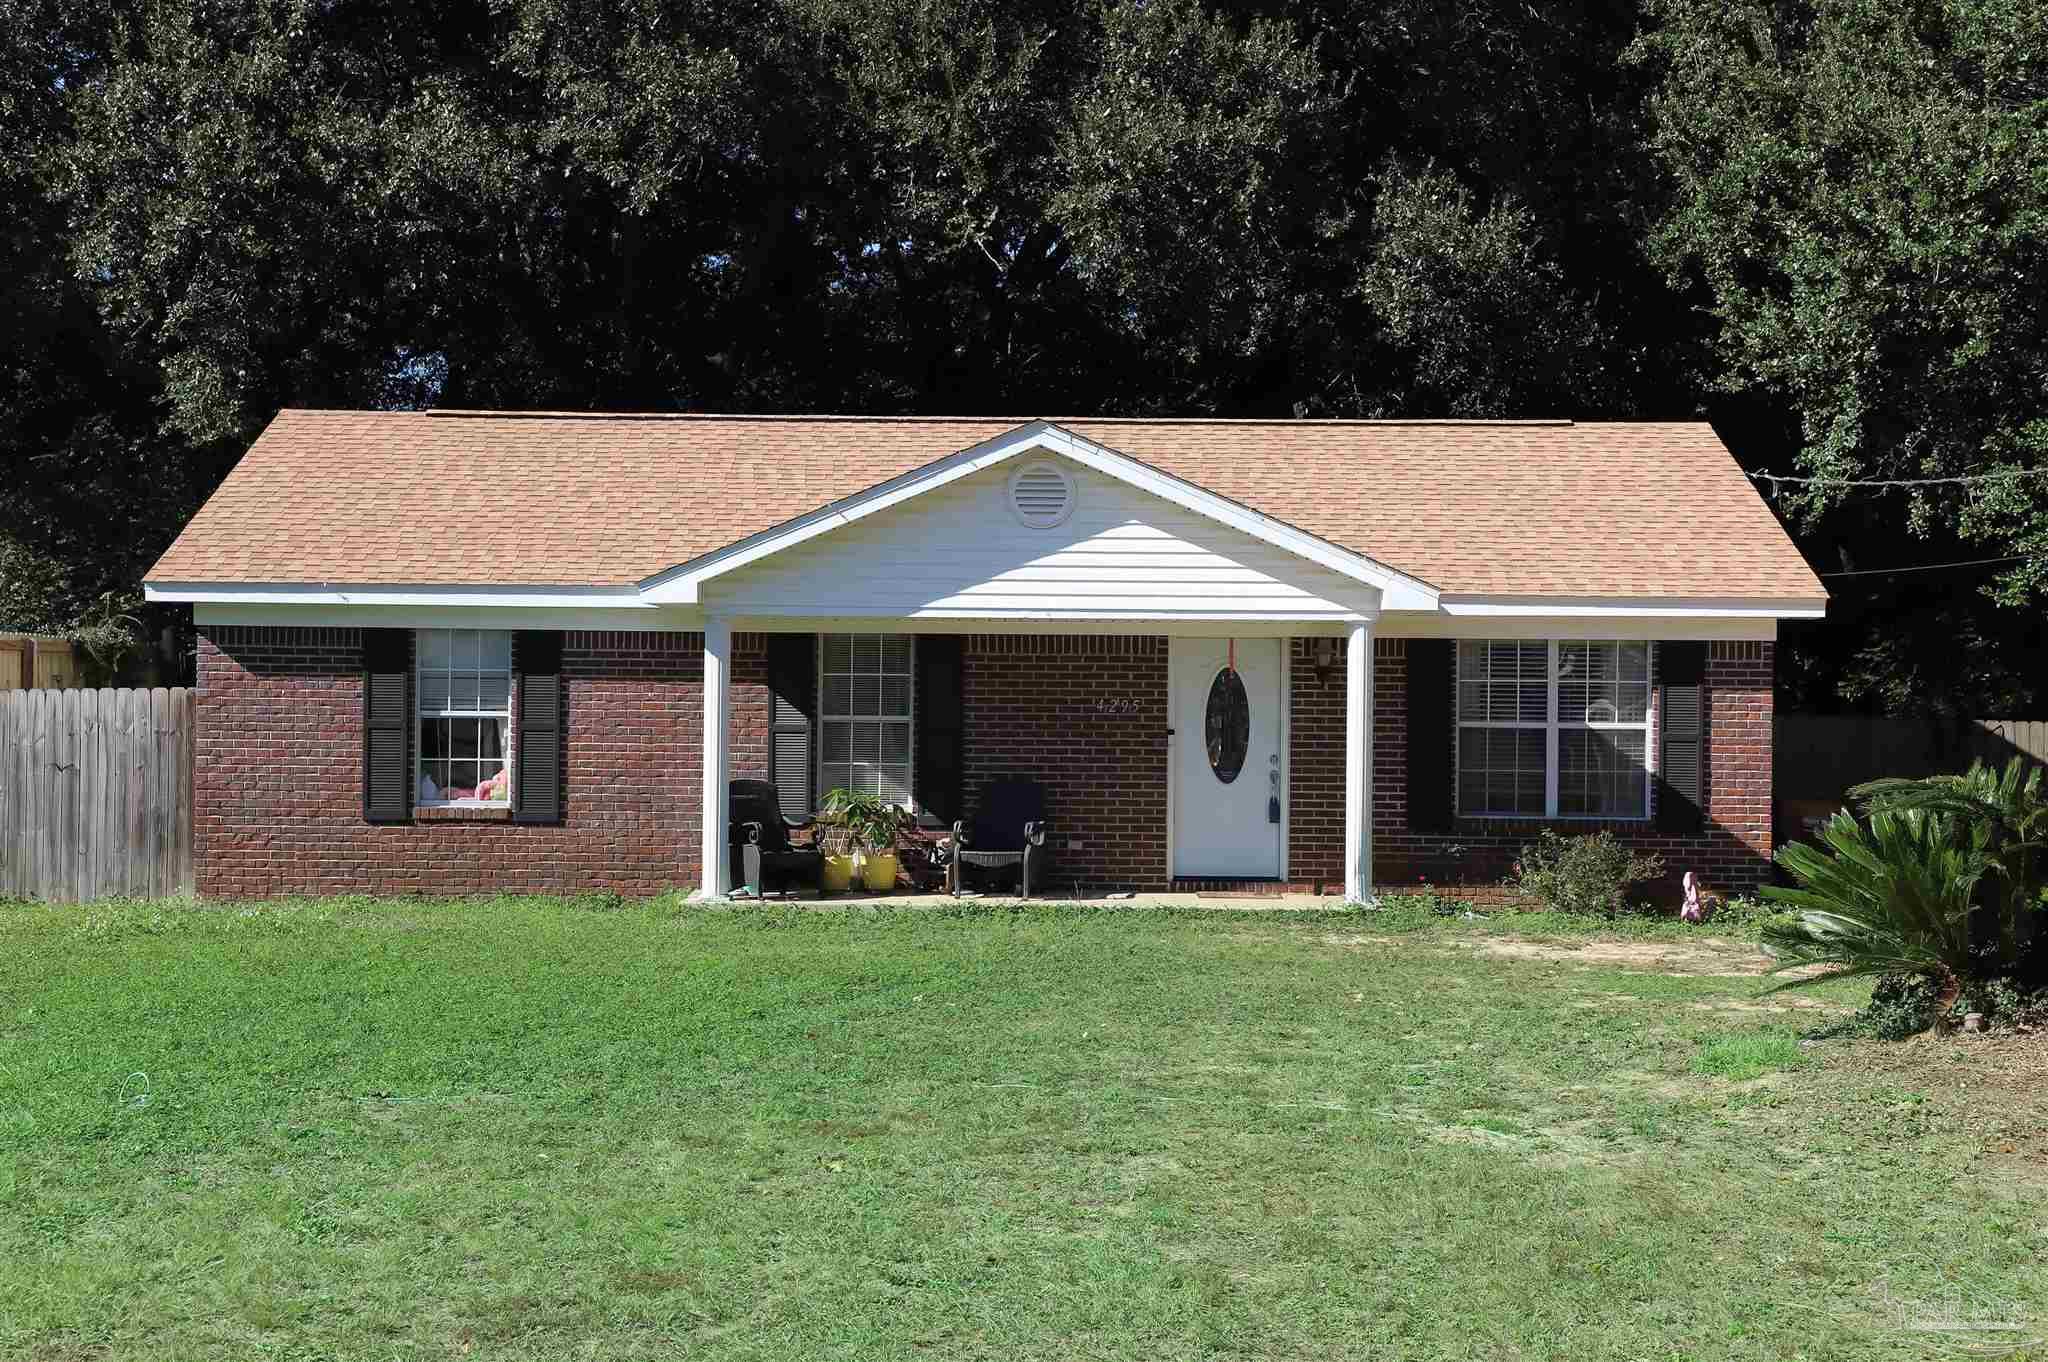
[1853,756,2048,984]
[1705,895,1778,929]
[1762,809,1983,1024]
[1861,972,1948,1040]
[1759,758,2048,1037]
[1811,970,2044,1041]
[1510,829,1665,917]
[1963,974,2048,1025]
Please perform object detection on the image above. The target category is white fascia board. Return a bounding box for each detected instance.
[637,420,1441,611]
[1437,595,1826,620]
[148,581,652,609]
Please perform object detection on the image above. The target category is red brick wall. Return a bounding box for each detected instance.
[1701,641,1774,879]
[958,635,1169,891]
[193,626,768,897]
[1289,637,1775,900]
[195,626,1771,901]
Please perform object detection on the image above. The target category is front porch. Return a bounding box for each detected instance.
[722,888,1361,909]
[697,623,1381,903]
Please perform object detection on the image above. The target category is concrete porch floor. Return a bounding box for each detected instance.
[725,890,1360,910]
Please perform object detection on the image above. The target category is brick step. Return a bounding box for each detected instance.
[1168,878,1323,897]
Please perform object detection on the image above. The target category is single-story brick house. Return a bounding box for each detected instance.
[145,410,1824,901]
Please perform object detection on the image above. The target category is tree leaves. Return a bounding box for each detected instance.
[2,0,2043,707]
[1638,0,2048,603]
[1359,163,1617,417]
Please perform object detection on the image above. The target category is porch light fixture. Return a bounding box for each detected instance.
[1311,637,1340,686]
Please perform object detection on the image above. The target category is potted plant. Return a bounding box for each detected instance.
[812,799,858,894]
[818,788,912,893]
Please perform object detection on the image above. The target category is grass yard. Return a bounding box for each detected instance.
[3,897,2044,1360]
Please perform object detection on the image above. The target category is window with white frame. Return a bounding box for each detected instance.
[416,629,513,806]
[1456,640,1652,819]
[818,634,915,807]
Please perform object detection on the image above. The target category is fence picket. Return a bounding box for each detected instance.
[151,688,174,896]
[109,689,128,896]
[10,691,29,899]
[0,693,20,897]
[94,689,115,900]
[78,688,100,903]
[125,690,148,897]
[60,690,81,901]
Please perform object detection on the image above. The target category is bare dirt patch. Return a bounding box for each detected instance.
[1834,1030,2048,1185]
[1844,1029,2048,1099]
[1314,929,1835,982]
[1460,936,1775,976]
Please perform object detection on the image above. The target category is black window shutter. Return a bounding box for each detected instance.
[767,633,817,818]
[363,629,412,824]
[514,631,564,825]
[915,635,964,829]
[1658,642,1706,832]
[1406,639,1455,832]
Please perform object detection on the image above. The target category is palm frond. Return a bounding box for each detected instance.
[1848,757,2048,975]
[1761,809,1981,996]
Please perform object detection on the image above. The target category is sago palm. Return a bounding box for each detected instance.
[1853,756,2048,976]
[1760,809,1984,1020]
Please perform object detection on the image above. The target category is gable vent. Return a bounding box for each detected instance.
[1008,460,1076,528]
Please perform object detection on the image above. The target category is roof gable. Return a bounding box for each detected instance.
[642,421,1438,611]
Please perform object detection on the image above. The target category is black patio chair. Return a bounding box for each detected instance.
[729,779,823,898]
[948,777,1051,897]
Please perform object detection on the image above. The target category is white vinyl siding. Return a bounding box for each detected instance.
[817,634,915,808]
[1456,640,1653,819]
[702,458,1377,620]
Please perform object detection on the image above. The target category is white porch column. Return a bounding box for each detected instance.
[1343,617,1375,903]
[699,615,732,897]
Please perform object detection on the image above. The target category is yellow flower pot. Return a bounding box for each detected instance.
[820,854,857,895]
[860,852,899,894]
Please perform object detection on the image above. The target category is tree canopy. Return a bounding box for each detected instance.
[3,0,2044,705]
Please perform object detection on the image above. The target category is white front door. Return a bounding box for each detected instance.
[1171,637,1284,879]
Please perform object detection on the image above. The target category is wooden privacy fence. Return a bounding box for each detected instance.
[0,634,81,690]
[0,688,194,901]
[1775,716,2048,805]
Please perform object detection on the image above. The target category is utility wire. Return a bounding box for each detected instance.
[1748,468,2048,489]
[1820,555,2037,579]
[1742,470,2045,579]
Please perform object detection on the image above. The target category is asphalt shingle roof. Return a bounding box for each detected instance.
[146,410,1825,602]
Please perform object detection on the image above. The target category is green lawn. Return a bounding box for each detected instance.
[2,897,2043,1360]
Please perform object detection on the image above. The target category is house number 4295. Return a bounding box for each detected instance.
[1092,698,1142,715]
